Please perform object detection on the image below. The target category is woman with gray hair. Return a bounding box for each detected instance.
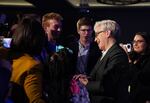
[74,19,129,103]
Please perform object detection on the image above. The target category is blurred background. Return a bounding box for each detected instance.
[0,0,150,43]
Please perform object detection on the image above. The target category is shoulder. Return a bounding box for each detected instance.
[107,44,128,63]
[19,54,39,66]
[11,54,42,84]
[110,44,127,56]
[12,54,41,75]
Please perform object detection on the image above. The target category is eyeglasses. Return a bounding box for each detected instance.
[132,40,145,44]
[95,31,105,37]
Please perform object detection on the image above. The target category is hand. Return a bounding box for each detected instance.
[119,43,128,54]
[119,43,132,62]
[73,74,87,80]
[73,74,89,85]
[79,77,88,85]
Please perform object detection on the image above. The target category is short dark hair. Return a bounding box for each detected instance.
[11,17,46,56]
[77,17,93,30]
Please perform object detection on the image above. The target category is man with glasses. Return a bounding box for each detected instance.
[75,19,130,103]
[67,17,101,75]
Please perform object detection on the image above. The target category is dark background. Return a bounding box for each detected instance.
[0,0,150,44]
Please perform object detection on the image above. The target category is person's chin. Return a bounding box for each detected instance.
[98,46,102,50]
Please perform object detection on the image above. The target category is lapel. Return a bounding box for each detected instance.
[101,43,118,62]
[93,43,118,74]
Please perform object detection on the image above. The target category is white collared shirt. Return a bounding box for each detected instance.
[100,49,108,60]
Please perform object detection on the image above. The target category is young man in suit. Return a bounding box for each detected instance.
[41,12,73,103]
[67,17,101,75]
[75,19,129,103]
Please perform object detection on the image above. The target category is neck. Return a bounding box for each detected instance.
[79,38,91,47]
[105,38,116,51]
[47,32,56,45]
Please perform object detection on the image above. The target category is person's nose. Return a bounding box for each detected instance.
[133,42,137,46]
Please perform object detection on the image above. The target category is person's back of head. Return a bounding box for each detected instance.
[11,17,46,57]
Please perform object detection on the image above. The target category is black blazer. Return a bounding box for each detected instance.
[67,41,101,75]
[86,43,129,103]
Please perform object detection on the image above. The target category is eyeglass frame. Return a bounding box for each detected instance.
[95,30,105,37]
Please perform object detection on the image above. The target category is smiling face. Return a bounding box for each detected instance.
[42,12,63,42]
[133,34,147,54]
[45,19,62,41]
[94,25,107,51]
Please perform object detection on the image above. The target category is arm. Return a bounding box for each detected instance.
[24,64,45,103]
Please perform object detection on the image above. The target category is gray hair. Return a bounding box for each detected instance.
[94,19,120,38]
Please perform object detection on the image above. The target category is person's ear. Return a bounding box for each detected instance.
[77,28,80,35]
[106,30,111,37]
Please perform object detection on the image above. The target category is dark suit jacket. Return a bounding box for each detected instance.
[86,43,129,103]
[67,41,101,75]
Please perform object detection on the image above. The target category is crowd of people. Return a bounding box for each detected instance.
[0,12,150,103]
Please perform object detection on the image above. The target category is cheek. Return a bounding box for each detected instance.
[95,38,99,44]
[140,44,146,52]
[96,38,102,47]
[134,44,146,53]
[46,26,51,31]
[50,25,56,31]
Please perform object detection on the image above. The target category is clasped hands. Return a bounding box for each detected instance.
[73,74,89,85]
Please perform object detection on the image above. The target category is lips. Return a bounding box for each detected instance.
[133,46,139,50]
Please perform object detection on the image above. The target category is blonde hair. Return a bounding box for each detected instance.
[42,12,63,29]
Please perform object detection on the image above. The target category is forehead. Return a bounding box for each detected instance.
[134,34,145,40]
[48,19,62,25]
[94,25,104,32]
[79,25,92,29]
